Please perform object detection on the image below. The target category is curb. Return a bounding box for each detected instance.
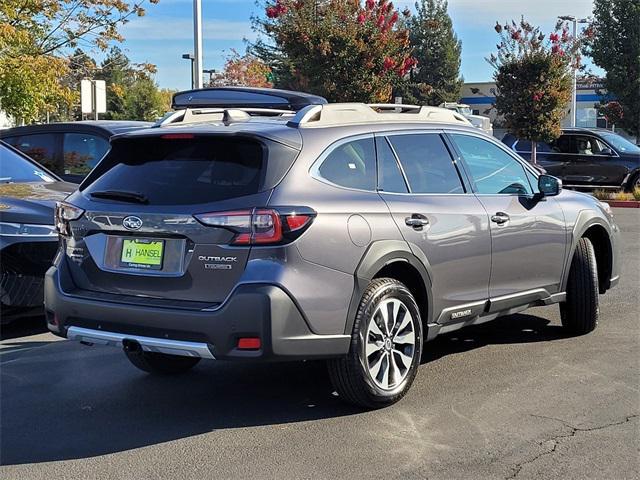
[601,200,640,208]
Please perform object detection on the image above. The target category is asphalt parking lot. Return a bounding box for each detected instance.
[1,208,638,480]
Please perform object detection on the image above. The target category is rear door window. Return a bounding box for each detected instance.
[83,136,297,205]
[63,133,110,175]
[387,133,463,194]
[513,140,552,153]
[316,138,376,190]
[3,133,59,172]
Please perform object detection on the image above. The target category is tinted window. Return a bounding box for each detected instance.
[552,134,574,154]
[4,134,58,172]
[387,134,463,194]
[514,140,552,153]
[0,144,56,183]
[567,135,608,155]
[317,138,376,190]
[451,134,533,195]
[63,133,110,175]
[376,137,408,193]
[600,132,640,154]
[84,136,296,205]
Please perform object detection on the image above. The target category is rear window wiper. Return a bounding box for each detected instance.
[89,190,149,204]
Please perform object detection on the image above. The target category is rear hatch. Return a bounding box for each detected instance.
[61,133,300,307]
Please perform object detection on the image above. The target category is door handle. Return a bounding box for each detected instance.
[491,212,510,224]
[405,215,429,229]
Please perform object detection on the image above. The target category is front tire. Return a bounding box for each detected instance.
[125,350,200,375]
[328,278,423,409]
[624,172,639,193]
[560,237,599,335]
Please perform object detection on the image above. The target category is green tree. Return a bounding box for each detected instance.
[252,0,416,102]
[399,0,462,105]
[585,0,640,139]
[99,46,135,118]
[0,0,158,123]
[122,74,164,121]
[93,47,162,121]
[488,19,583,163]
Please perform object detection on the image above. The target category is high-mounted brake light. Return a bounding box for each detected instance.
[194,207,315,246]
[160,133,195,139]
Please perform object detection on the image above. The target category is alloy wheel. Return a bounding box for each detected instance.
[364,298,416,390]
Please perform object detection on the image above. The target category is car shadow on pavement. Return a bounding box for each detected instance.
[422,313,569,363]
[0,315,48,341]
[1,312,569,466]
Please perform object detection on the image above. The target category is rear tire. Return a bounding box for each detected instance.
[328,278,423,409]
[560,237,599,335]
[125,351,200,374]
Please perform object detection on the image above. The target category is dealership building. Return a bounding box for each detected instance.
[460,78,614,135]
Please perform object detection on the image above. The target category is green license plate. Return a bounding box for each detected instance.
[120,239,164,270]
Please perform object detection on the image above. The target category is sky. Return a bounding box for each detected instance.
[116,0,598,90]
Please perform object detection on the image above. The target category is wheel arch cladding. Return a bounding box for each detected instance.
[345,240,433,335]
[581,224,613,294]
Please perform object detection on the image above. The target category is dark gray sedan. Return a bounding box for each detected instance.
[0,141,75,322]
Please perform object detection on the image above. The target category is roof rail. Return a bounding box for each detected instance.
[287,103,472,128]
[154,107,295,127]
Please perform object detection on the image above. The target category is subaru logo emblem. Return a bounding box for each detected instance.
[122,216,143,230]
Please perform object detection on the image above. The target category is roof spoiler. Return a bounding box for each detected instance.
[171,86,328,111]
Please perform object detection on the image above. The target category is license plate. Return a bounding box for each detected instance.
[120,238,164,270]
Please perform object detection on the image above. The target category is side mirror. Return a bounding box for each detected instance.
[599,147,614,156]
[538,174,562,197]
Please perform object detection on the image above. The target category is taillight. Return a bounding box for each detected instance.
[55,202,85,236]
[194,207,315,245]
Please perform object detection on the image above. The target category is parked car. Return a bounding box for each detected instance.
[0,120,152,183]
[45,88,619,408]
[439,102,494,136]
[0,141,76,323]
[503,128,640,191]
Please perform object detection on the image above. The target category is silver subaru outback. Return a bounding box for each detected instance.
[45,88,620,408]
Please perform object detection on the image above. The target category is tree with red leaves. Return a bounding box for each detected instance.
[251,0,415,102]
[215,50,274,88]
[488,18,585,164]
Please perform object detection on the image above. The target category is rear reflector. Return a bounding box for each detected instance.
[237,337,261,350]
[284,214,313,231]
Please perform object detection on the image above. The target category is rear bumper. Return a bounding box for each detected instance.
[44,261,350,361]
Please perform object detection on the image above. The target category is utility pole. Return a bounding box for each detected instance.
[558,15,589,127]
[193,0,203,89]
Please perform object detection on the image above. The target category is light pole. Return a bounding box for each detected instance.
[193,0,203,89]
[558,15,589,127]
[182,53,195,89]
[203,69,217,87]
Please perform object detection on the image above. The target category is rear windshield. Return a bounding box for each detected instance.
[82,136,297,205]
[0,144,57,183]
